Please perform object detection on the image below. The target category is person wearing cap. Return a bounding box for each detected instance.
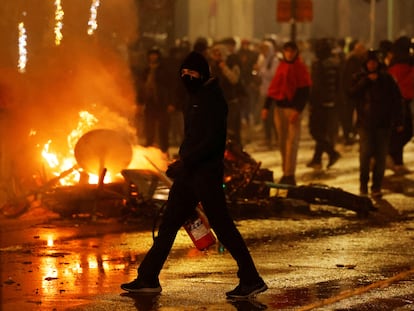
[121,51,267,299]
[349,49,403,198]
[261,41,311,185]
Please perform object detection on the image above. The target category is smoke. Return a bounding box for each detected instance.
[0,0,140,184]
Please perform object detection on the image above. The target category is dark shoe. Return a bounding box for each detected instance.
[370,189,383,199]
[306,160,322,170]
[279,175,296,186]
[120,279,162,293]
[327,152,340,168]
[226,279,268,299]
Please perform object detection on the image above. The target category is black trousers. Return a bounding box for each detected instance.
[309,106,338,161]
[339,97,356,140]
[137,163,260,285]
[358,127,391,191]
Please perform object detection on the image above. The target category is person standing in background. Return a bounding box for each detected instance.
[254,39,279,149]
[307,38,341,170]
[387,36,414,175]
[210,43,244,146]
[261,41,311,185]
[341,41,367,145]
[136,47,174,155]
[237,39,259,144]
[349,50,403,198]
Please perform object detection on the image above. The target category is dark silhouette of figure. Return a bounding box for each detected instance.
[349,50,403,198]
[121,51,267,299]
[387,36,414,175]
[136,48,174,154]
[307,38,341,170]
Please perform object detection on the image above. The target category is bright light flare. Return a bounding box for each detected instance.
[54,0,64,45]
[87,0,100,35]
[18,22,28,73]
[47,235,55,247]
[67,110,98,151]
[42,140,60,169]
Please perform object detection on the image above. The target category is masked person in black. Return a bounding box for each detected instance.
[121,51,267,299]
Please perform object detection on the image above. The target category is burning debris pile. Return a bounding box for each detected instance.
[0,1,173,218]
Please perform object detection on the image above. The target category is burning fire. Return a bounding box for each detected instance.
[40,110,169,186]
[40,110,107,185]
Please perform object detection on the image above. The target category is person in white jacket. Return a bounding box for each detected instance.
[254,40,279,148]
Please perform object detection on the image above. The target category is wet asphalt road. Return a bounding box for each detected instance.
[1,130,414,310]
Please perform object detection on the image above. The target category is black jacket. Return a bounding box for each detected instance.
[310,57,340,106]
[179,77,228,170]
[349,69,403,130]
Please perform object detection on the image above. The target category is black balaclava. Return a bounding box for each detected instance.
[180,51,210,92]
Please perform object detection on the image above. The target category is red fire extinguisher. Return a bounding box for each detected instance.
[184,203,216,250]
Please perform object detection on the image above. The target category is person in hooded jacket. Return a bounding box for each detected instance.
[349,50,403,198]
[121,51,267,299]
[261,41,311,185]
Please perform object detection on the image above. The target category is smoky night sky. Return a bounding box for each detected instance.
[0,1,140,180]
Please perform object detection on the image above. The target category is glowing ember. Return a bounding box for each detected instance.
[18,22,27,73]
[54,0,64,46]
[87,0,100,36]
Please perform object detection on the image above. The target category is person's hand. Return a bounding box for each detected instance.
[289,110,300,123]
[166,160,184,179]
[261,108,269,120]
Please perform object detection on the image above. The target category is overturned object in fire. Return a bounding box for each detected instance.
[222,141,376,217]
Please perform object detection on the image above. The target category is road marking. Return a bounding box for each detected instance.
[297,267,414,310]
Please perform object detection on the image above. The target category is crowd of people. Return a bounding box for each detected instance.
[122,35,413,299]
[130,34,414,197]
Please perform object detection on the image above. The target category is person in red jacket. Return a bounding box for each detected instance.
[261,41,311,185]
[387,36,414,175]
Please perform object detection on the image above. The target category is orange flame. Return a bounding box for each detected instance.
[40,110,169,186]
